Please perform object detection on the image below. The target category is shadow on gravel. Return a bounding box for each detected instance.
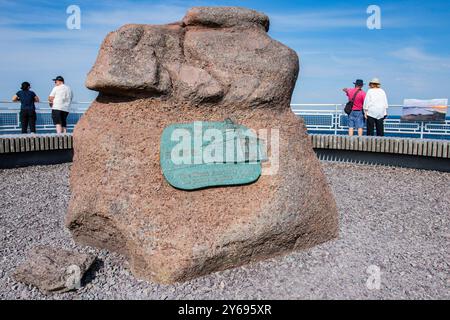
[81,258,104,287]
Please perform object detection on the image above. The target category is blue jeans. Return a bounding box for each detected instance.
[348,111,365,129]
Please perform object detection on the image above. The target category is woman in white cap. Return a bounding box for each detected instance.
[363,78,388,136]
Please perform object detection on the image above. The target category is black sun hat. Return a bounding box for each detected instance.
[353,79,364,87]
[52,76,65,82]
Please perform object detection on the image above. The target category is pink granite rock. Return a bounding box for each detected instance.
[67,7,339,284]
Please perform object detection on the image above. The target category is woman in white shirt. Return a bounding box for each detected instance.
[363,78,388,136]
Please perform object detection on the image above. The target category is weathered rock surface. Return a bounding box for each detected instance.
[85,7,297,107]
[68,7,338,284]
[182,6,270,31]
[13,246,95,293]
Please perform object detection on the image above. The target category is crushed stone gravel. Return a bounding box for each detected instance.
[0,162,448,300]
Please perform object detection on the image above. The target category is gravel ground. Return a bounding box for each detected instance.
[0,162,449,300]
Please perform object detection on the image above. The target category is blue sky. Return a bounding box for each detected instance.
[1,0,449,104]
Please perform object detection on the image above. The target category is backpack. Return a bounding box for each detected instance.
[344,89,361,115]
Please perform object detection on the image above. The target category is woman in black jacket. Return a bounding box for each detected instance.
[12,82,40,134]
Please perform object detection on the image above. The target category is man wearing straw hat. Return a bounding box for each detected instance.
[363,78,389,136]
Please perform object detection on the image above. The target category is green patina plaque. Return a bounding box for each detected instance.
[160,119,266,190]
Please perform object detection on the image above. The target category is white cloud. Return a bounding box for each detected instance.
[390,47,450,70]
[83,3,188,27]
[1,1,449,104]
[0,1,189,100]
[269,9,366,30]
[267,5,422,31]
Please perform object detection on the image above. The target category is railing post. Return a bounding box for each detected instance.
[334,104,339,136]
[16,110,20,130]
[420,121,424,139]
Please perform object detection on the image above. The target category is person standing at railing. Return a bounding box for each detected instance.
[48,76,73,134]
[12,82,40,134]
[363,78,388,137]
[343,79,366,137]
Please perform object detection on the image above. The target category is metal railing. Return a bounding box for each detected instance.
[0,101,89,135]
[292,104,450,140]
[1,102,449,140]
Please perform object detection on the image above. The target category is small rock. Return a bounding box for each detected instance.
[13,245,96,294]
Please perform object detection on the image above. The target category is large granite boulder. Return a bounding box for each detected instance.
[67,7,338,284]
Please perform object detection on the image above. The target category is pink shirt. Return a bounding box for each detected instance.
[345,88,366,111]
